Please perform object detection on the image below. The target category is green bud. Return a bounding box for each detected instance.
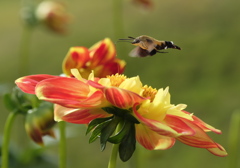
[25,102,56,145]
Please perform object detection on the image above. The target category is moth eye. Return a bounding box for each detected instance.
[132,39,140,44]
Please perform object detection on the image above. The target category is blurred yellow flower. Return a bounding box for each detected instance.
[132,0,153,9]
[35,1,71,34]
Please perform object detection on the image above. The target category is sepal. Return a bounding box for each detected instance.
[3,86,39,114]
[100,116,121,151]
[86,116,113,135]
[119,122,136,162]
[108,120,129,144]
[88,117,113,143]
[86,106,139,162]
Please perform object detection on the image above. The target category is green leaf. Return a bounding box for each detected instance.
[89,119,112,143]
[119,122,136,162]
[86,116,113,135]
[102,107,114,114]
[100,116,121,151]
[124,113,140,124]
[102,106,129,117]
[102,106,139,124]
[3,93,18,111]
[108,120,130,144]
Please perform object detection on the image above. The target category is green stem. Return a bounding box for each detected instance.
[112,0,127,62]
[112,0,125,39]
[18,25,33,76]
[58,121,67,168]
[228,109,240,168]
[1,112,18,168]
[107,122,124,168]
[108,142,119,168]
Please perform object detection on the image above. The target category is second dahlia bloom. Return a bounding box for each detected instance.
[15,70,227,161]
[62,38,126,78]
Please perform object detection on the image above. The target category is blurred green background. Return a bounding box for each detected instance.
[1,0,240,167]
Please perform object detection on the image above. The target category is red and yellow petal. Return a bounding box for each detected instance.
[88,80,146,108]
[133,104,180,137]
[88,80,105,89]
[15,74,58,94]
[35,77,105,108]
[62,47,90,76]
[94,59,126,78]
[176,117,227,156]
[89,38,116,68]
[54,104,79,121]
[104,87,146,109]
[54,104,110,124]
[135,124,175,150]
[182,111,222,134]
[207,145,228,157]
[81,90,110,107]
[112,58,126,74]
[62,108,110,124]
[164,114,195,136]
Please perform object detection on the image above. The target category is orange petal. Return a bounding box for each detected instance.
[176,117,227,156]
[89,38,116,68]
[15,74,57,94]
[88,80,105,89]
[54,104,81,121]
[36,77,105,108]
[94,59,126,78]
[88,80,146,108]
[164,114,195,136]
[54,104,110,124]
[62,47,90,76]
[135,124,175,150]
[133,104,179,137]
[62,108,110,124]
[104,87,146,109]
[182,111,222,134]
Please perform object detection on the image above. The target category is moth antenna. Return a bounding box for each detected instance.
[118,38,133,40]
[117,36,136,43]
[115,40,132,44]
[128,36,135,39]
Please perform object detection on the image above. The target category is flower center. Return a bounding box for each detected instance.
[142,85,157,101]
[107,73,127,87]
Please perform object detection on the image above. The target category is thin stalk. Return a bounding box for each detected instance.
[112,0,125,39]
[107,122,124,168]
[228,109,240,168]
[1,112,18,168]
[58,121,67,168]
[18,25,33,76]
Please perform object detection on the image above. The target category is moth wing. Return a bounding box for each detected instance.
[129,46,150,57]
